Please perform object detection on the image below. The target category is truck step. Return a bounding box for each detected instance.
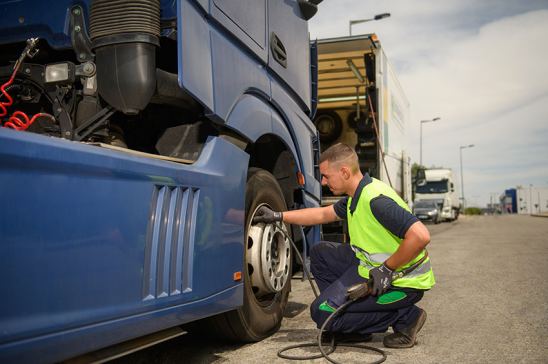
[64,327,186,364]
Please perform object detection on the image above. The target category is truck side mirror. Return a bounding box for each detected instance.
[451,182,454,192]
[298,0,318,20]
[416,168,426,186]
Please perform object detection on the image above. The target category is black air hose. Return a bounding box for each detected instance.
[90,0,160,39]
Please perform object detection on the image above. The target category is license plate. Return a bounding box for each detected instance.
[418,215,429,219]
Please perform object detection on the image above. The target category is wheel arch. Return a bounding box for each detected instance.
[224,92,303,209]
[247,134,300,209]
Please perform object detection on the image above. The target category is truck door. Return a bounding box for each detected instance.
[268,0,311,112]
[210,0,268,62]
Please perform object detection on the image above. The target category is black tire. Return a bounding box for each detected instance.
[205,168,291,342]
[313,111,342,144]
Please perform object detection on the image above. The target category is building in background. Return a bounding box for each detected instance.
[502,188,517,213]
[515,185,548,215]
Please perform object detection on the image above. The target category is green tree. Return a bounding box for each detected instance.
[464,207,482,215]
[411,163,426,201]
[411,163,425,181]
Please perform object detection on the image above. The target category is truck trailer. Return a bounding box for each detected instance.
[313,35,412,241]
[0,1,323,362]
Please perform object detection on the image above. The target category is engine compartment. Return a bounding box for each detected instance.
[0,2,218,164]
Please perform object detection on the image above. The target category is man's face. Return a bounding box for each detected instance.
[320,160,346,195]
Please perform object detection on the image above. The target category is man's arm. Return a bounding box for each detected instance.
[384,221,430,270]
[282,205,340,226]
[252,204,340,225]
[368,195,430,269]
[367,199,430,295]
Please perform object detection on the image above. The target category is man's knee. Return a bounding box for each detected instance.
[310,299,353,333]
[310,298,331,329]
[310,241,331,261]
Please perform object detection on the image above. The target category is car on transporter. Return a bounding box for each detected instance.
[0,0,324,362]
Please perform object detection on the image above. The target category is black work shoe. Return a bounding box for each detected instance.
[321,331,373,344]
[383,308,427,348]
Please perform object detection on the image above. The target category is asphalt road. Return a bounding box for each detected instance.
[115,215,548,363]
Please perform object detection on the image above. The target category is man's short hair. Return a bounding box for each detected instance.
[320,143,359,173]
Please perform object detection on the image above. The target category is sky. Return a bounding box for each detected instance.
[309,0,548,207]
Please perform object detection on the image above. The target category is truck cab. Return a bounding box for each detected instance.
[415,168,460,221]
[0,1,322,362]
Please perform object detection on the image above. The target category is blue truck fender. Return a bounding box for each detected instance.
[224,93,300,171]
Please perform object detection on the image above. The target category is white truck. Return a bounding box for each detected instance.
[414,168,460,221]
[313,34,412,241]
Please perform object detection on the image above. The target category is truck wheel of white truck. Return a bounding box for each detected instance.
[205,168,292,342]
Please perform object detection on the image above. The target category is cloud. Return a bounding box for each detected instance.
[454,94,548,198]
[402,10,548,205]
[309,2,548,205]
[402,10,548,126]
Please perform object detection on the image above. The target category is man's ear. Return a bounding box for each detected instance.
[340,166,351,180]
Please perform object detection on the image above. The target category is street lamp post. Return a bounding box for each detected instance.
[349,13,391,36]
[419,117,440,166]
[459,144,475,211]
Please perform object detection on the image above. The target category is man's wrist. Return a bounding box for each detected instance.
[383,261,395,271]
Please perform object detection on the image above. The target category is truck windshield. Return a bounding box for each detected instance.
[414,201,437,208]
[416,180,448,193]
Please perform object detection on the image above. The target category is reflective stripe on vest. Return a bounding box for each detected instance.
[351,244,391,264]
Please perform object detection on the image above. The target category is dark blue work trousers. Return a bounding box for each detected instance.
[309,241,424,335]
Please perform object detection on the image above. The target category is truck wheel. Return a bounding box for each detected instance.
[314,111,342,143]
[208,168,292,342]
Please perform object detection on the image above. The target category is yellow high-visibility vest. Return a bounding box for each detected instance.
[347,178,435,290]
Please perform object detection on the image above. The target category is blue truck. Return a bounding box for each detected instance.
[0,1,322,362]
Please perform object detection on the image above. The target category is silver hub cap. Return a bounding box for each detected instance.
[247,210,291,297]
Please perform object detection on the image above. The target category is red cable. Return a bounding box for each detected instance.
[1,63,55,131]
[4,111,55,130]
[0,66,18,118]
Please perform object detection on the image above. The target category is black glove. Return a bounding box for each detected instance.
[252,206,282,224]
[368,263,394,296]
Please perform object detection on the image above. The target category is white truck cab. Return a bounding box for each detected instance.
[415,169,460,221]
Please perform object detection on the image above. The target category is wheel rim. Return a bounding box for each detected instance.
[247,204,291,299]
